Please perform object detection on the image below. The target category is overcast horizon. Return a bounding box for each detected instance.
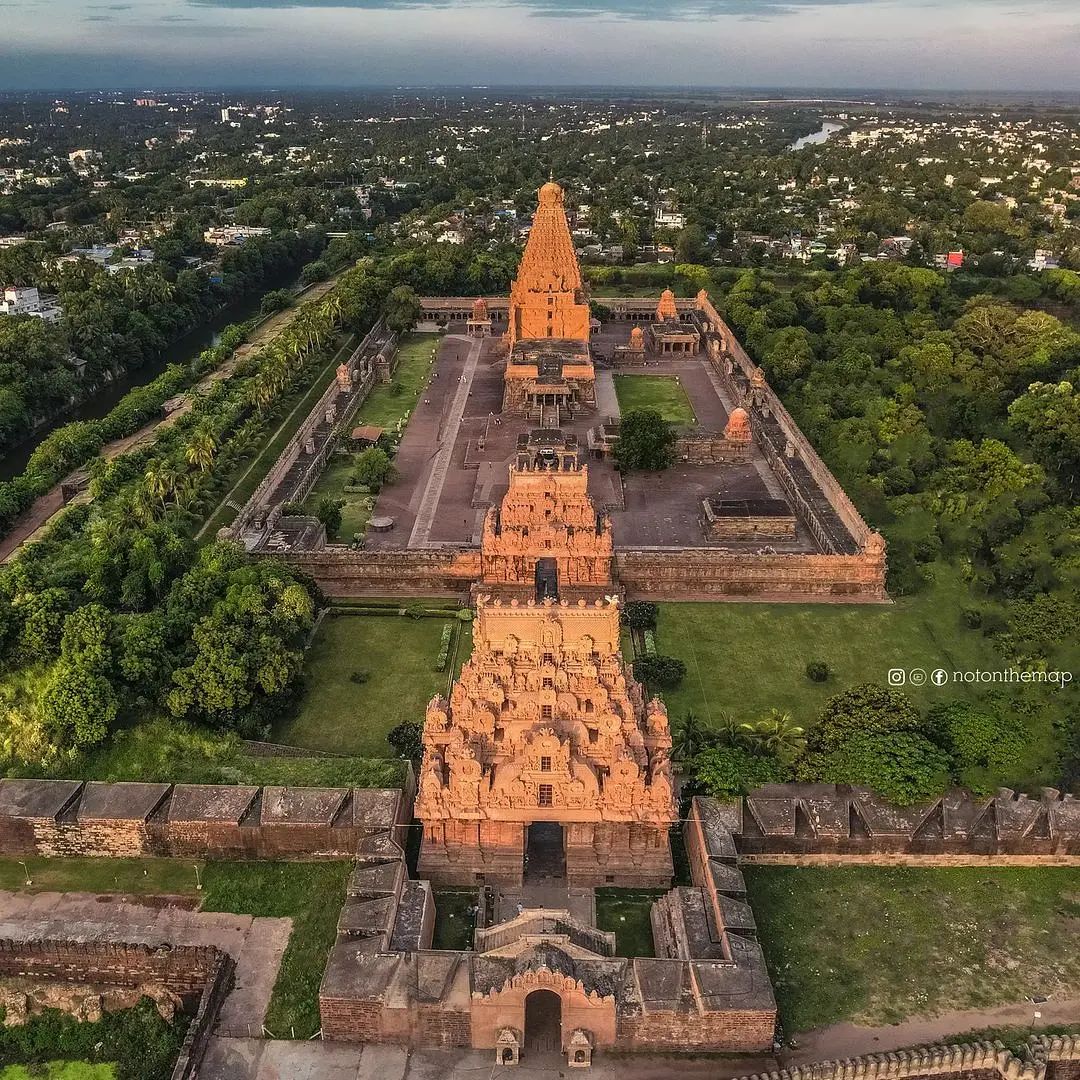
[4,0,1080,93]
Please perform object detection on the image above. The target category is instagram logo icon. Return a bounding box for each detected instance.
[888,669,906,686]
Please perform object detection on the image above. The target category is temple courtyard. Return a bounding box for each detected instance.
[351,322,808,552]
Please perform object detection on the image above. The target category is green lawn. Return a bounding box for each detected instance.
[300,455,375,541]
[594,887,665,958]
[614,374,696,424]
[0,857,203,896]
[659,568,1005,720]
[432,889,478,951]
[351,332,441,431]
[201,860,351,1039]
[745,865,1080,1034]
[278,608,468,757]
[48,717,405,790]
[0,1065,114,1079]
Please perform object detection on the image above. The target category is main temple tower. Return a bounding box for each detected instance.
[506,180,591,348]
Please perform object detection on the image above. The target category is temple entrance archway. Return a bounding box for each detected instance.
[524,988,562,1057]
[525,821,565,883]
[535,557,558,600]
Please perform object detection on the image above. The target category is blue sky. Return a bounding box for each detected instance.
[2,0,1079,91]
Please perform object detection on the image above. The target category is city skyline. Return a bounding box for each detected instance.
[3,0,1080,92]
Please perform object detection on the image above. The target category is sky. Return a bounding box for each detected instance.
[2,0,1080,92]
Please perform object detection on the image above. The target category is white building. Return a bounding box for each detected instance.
[203,225,271,246]
[654,206,686,230]
[1,285,62,322]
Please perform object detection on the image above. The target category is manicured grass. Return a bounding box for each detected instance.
[432,889,478,951]
[658,567,1007,716]
[351,332,441,431]
[52,718,405,790]
[4,1068,110,1079]
[300,455,375,541]
[744,865,1080,1033]
[0,1064,115,1078]
[278,608,469,757]
[0,857,202,896]
[594,887,665,958]
[614,374,696,424]
[200,860,352,1039]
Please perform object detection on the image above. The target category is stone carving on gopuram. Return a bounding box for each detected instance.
[417,453,676,888]
[479,445,612,595]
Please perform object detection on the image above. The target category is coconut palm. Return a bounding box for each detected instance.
[737,710,806,763]
[671,709,709,765]
[185,425,218,472]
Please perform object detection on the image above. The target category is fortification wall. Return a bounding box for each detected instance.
[691,787,1080,864]
[695,294,875,551]
[615,548,886,601]
[278,548,480,597]
[0,779,404,862]
[0,938,234,1080]
[729,1035,1080,1080]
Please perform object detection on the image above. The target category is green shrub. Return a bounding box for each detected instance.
[632,655,686,690]
[805,659,830,682]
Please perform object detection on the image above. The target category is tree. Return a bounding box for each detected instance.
[798,730,951,805]
[623,601,658,630]
[693,745,789,799]
[39,660,117,749]
[316,496,343,538]
[353,447,394,491]
[614,409,677,473]
[632,655,686,690]
[384,285,421,333]
[1008,381,1080,498]
[811,683,922,753]
[185,425,218,473]
[672,709,708,764]
[737,710,807,763]
[387,721,423,761]
[925,700,1026,794]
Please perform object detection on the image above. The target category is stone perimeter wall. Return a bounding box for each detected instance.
[730,1035,1080,1080]
[0,938,234,1080]
[0,778,406,861]
[251,295,886,603]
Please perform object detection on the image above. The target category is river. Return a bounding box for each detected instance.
[0,271,300,481]
[789,121,844,150]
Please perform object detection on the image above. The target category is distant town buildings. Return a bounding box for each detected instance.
[1,285,62,322]
[203,225,272,245]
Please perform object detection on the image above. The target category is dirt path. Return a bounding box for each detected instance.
[0,275,341,563]
[784,998,1080,1064]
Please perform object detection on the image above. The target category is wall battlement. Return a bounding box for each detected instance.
[0,778,405,861]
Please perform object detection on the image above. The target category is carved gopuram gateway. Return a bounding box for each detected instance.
[417,447,676,887]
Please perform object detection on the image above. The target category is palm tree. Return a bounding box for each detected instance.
[737,710,806,763]
[671,709,709,765]
[185,426,218,472]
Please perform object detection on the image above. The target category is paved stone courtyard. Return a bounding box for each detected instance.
[200,1038,772,1079]
[0,890,290,1037]
[365,323,817,553]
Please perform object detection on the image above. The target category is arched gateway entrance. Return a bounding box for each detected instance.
[524,988,562,1057]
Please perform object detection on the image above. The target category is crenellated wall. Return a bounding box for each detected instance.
[0,779,406,862]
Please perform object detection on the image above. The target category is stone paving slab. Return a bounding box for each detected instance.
[0,890,290,1036]
[201,1038,772,1080]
